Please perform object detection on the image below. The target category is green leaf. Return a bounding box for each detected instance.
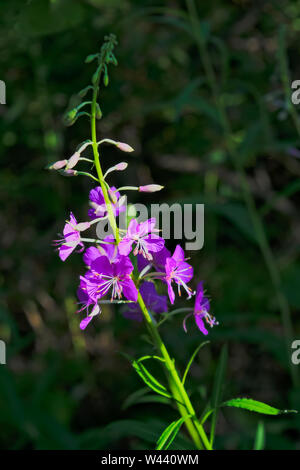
[254,421,265,450]
[223,398,297,415]
[122,387,149,410]
[132,360,172,399]
[182,341,210,385]
[156,416,187,450]
[210,344,228,445]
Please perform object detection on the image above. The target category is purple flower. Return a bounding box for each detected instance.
[183,282,218,335]
[53,212,84,261]
[119,218,164,260]
[83,235,117,267]
[81,255,138,302]
[77,284,101,330]
[165,245,193,304]
[123,281,168,322]
[88,186,125,220]
[137,246,171,273]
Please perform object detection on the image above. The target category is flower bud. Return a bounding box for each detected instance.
[116,142,134,153]
[75,222,91,231]
[59,169,78,177]
[114,162,128,171]
[47,159,68,170]
[85,53,98,64]
[103,73,109,87]
[66,151,80,169]
[139,184,164,193]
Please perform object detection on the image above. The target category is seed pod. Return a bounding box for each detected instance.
[92,64,102,85]
[96,104,102,120]
[103,73,109,87]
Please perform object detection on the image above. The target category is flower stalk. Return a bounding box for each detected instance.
[85,37,211,450]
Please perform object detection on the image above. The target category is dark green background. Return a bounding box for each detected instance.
[0,0,299,450]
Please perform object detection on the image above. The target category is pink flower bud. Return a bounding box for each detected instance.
[59,169,78,177]
[75,222,91,231]
[47,159,68,170]
[66,151,80,169]
[139,184,164,193]
[114,162,128,171]
[116,142,134,153]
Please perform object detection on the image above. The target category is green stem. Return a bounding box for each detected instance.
[89,73,211,452]
[90,72,119,243]
[137,292,212,450]
[89,41,212,450]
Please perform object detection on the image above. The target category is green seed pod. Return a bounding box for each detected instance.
[63,108,78,126]
[78,86,93,98]
[92,64,102,85]
[85,53,98,64]
[96,104,102,120]
[103,73,109,87]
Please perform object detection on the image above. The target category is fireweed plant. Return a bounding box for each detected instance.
[49,35,296,450]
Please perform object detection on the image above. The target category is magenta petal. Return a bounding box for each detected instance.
[195,314,208,335]
[91,256,113,276]
[80,316,94,330]
[172,245,185,263]
[118,237,134,256]
[167,281,175,304]
[83,247,101,267]
[59,244,76,261]
[143,235,165,253]
[122,277,138,301]
[194,282,204,311]
[127,218,139,236]
[114,256,134,276]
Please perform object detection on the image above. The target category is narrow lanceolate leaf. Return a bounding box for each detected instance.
[254,421,265,450]
[210,344,228,446]
[156,417,187,450]
[132,360,172,399]
[182,341,210,385]
[223,398,298,415]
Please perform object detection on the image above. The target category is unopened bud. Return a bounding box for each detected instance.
[103,161,128,179]
[59,169,78,177]
[139,184,164,193]
[103,73,109,87]
[116,142,134,153]
[75,222,91,231]
[66,151,80,169]
[114,162,128,171]
[47,159,68,170]
[85,53,98,64]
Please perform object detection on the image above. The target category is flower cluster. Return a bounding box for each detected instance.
[53,180,218,334]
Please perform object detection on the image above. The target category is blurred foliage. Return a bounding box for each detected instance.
[0,0,300,450]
